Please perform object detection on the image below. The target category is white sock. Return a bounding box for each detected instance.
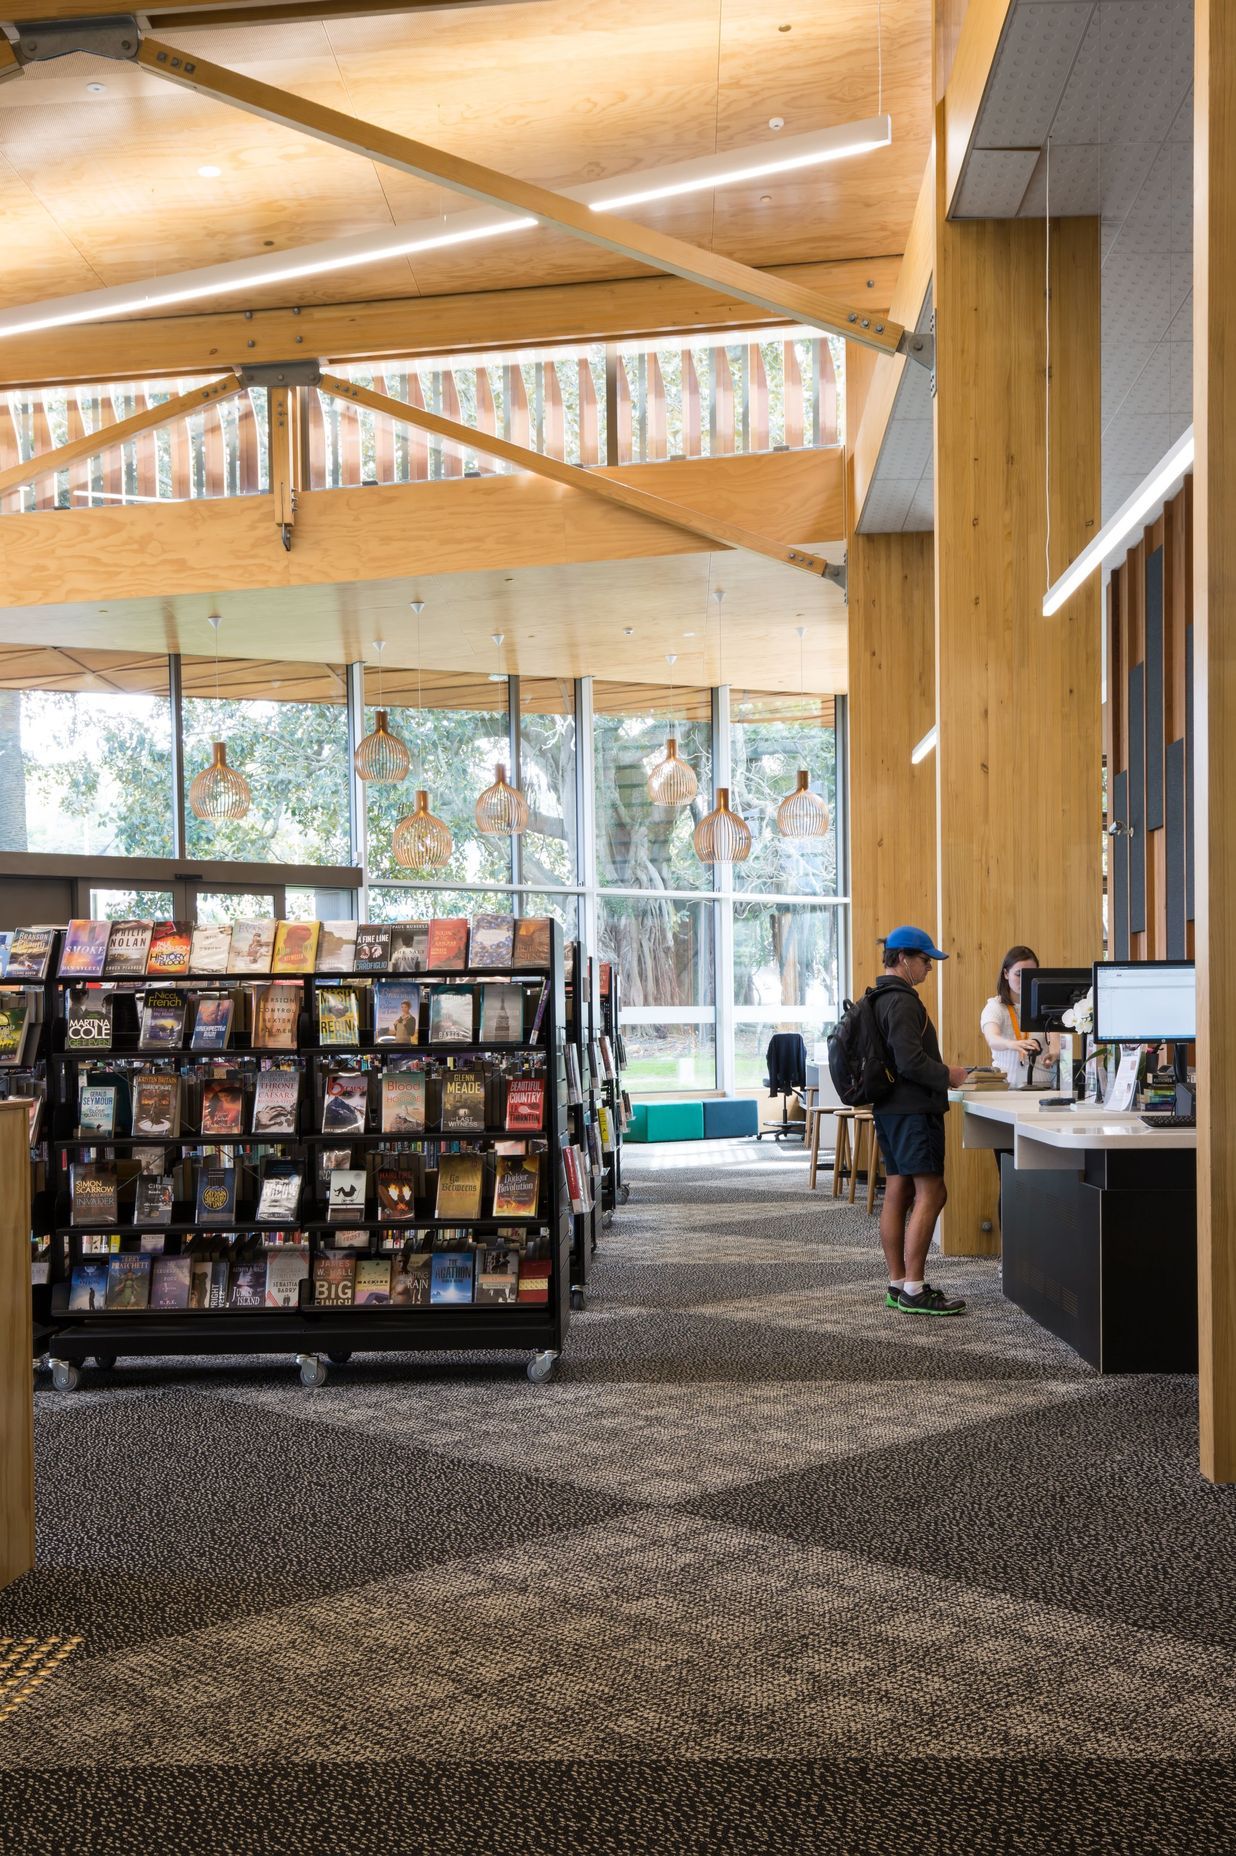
[902,1280,924,1298]
[887,1279,903,1292]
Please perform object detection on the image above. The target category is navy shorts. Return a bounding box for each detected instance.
[872,1111,946,1178]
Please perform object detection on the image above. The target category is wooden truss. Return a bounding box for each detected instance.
[0,374,244,502]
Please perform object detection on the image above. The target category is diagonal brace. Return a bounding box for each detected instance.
[0,372,244,501]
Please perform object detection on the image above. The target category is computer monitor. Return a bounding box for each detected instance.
[1092,961,1196,1044]
[1018,967,1092,1032]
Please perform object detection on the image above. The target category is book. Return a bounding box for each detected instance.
[133,1143,167,1176]
[132,1073,180,1139]
[79,1084,117,1137]
[7,927,55,980]
[427,917,469,971]
[599,1035,617,1080]
[146,921,192,977]
[390,1251,432,1305]
[67,989,113,1052]
[189,923,232,974]
[253,981,302,1049]
[316,920,359,974]
[317,1144,353,1191]
[480,983,523,1043]
[429,989,473,1044]
[373,981,420,1045]
[470,914,516,968]
[435,1152,484,1221]
[517,1258,551,1303]
[377,1167,419,1220]
[318,988,360,1046]
[188,1257,212,1309]
[563,1142,588,1213]
[201,1078,245,1136]
[355,1257,392,1305]
[0,993,31,1066]
[440,1069,486,1133]
[150,1254,192,1309]
[252,1069,299,1134]
[505,1077,544,1133]
[430,1250,474,1304]
[388,922,430,974]
[21,1092,44,1147]
[513,917,552,969]
[381,1069,426,1135]
[229,1261,267,1308]
[105,1252,151,1310]
[59,919,111,978]
[353,925,392,972]
[227,920,276,975]
[475,1244,520,1305]
[256,1160,302,1223]
[313,1252,356,1306]
[134,1174,175,1224]
[82,1065,131,1135]
[598,1103,615,1151]
[272,920,320,975]
[139,989,186,1050]
[322,1071,368,1134]
[103,919,152,978]
[529,981,549,1043]
[265,1249,309,1308]
[196,1166,238,1223]
[190,993,234,1051]
[565,1044,582,1103]
[68,1260,109,1311]
[138,1231,166,1255]
[205,1260,231,1309]
[327,1167,367,1222]
[492,1155,540,1218]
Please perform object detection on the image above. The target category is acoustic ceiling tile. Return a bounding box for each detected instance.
[1019,141,1100,216]
[883,414,933,480]
[955,149,1040,218]
[906,479,935,533]
[974,2,1094,150]
[1169,342,1193,419]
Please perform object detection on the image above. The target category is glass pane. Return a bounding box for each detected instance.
[194,891,276,925]
[519,678,577,886]
[285,885,357,923]
[519,890,578,940]
[729,692,839,895]
[182,660,350,865]
[0,651,173,856]
[593,684,712,890]
[599,894,715,1090]
[90,887,175,921]
[365,887,511,923]
[621,1021,716,1092]
[732,901,843,1090]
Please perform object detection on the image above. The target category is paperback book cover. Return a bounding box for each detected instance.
[435,1152,484,1221]
[7,927,55,980]
[82,1065,131,1134]
[517,1258,551,1304]
[0,994,31,1067]
[390,1251,432,1305]
[189,923,232,974]
[429,989,474,1044]
[317,1144,353,1192]
[146,921,192,977]
[313,1252,356,1306]
[317,988,360,1046]
[139,990,187,1050]
[227,920,276,975]
[316,920,359,974]
[138,1231,166,1255]
[256,1160,302,1224]
[377,1167,418,1221]
[353,925,392,972]
[513,917,552,969]
[265,1249,308,1308]
[492,1155,540,1219]
[426,917,469,971]
[67,990,113,1053]
[381,1069,426,1135]
[529,981,550,1043]
[22,1092,44,1148]
[79,1084,117,1137]
[429,1249,474,1305]
[505,1077,545,1133]
[440,1069,486,1133]
[389,922,430,974]
[480,984,523,1043]
[59,919,111,978]
[201,1078,245,1137]
[190,993,234,1051]
[134,1174,175,1225]
[470,915,516,969]
[132,1074,180,1139]
[133,1143,167,1176]
[373,981,420,1045]
[252,1069,299,1135]
[229,1261,267,1308]
[105,1252,151,1310]
[103,919,153,978]
[150,1254,192,1309]
[564,1044,582,1104]
[253,981,302,1049]
[322,1072,368,1134]
[207,1260,232,1309]
[327,1167,367,1222]
[271,920,320,975]
[68,1260,108,1311]
[196,1166,238,1223]
[355,1257,392,1305]
[475,1244,520,1305]
[188,1257,212,1309]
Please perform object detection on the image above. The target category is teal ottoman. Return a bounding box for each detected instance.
[626,1103,649,1144]
[703,1098,759,1139]
[643,1101,704,1143]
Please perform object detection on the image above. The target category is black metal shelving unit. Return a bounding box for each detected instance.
[563,940,600,1308]
[598,960,630,1217]
[1,943,59,1354]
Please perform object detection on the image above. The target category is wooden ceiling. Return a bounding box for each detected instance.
[0,0,931,316]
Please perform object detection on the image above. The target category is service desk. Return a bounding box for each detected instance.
[957,1091,1197,1373]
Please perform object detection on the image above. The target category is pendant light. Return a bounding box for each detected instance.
[775,627,831,839]
[189,613,251,822]
[693,587,752,863]
[474,633,529,835]
[354,638,411,783]
[646,653,699,806]
[393,600,453,869]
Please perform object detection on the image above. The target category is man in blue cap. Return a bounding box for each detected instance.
[871,926,970,1315]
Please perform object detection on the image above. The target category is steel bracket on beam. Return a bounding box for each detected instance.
[13,14,140,62]
[897,328,934,374]
[823,560,847,597]
[237,360,322,389]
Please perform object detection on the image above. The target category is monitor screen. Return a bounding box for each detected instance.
[1092,962,1196,1043]
[1019,968,1091,1032]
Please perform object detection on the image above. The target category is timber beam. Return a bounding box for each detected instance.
[0,373,244,500]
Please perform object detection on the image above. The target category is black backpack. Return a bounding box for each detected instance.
[828,989,896,1107]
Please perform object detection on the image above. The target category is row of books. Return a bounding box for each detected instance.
[66,1243,550,1312]
[17,913,554,982]
[73,1223,550,1258]
[72,1066,546,1140]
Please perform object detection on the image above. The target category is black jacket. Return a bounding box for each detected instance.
[870,975,950,1114]
[765,1031,807,1096]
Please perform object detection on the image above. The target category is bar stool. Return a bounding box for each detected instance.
[848,1109,877,1205]
[830,1108,856,1197]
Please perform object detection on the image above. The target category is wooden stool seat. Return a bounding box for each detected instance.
[830,1108,856,1197]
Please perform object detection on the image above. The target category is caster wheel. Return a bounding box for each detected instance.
[570,1288,586,1312]
[51,1361,80,1393]
[526,1351,557,1385]
[92,1354,117,1371]
[619,1183,631,1205]
[326,1351,352,1366]
[298,1356,328,1389]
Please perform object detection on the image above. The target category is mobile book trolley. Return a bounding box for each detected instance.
[597,961,630,1218]
[563,941,600,1310]
[40,916,572,1390]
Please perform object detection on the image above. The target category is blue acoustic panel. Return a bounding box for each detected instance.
[1186,624,1195,924]
[1165,738,1186,959]
[1128,663,1147,938]
[1145,547,1165,831]
[1112,769,1130,960]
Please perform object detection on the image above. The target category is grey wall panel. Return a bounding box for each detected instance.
[1145,546,1165,831]
[1128,663,1147,937]
[1112,769,1130,960]
[1165,737,1186,959]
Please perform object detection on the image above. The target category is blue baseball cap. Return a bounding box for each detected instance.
[883,924,949,960]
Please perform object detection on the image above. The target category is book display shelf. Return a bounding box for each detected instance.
[563,943,604,1308]
[0,928,61,1355]
[598,962,631,1217]
[32,913,573,1389]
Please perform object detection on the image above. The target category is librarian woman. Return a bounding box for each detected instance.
[980,945,1059,1088]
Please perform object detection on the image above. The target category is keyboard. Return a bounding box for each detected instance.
[1140,1113,1196,1129]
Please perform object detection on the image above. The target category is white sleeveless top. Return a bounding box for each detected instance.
[980,995,1057,1087]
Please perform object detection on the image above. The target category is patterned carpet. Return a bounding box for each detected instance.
[3,1138,1236,1855]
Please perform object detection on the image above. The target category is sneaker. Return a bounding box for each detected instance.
[896,1283,966,1316]
[884,1287,902,1309]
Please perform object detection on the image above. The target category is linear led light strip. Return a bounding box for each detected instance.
[1042,425,1194,617]
[0,115,891,343]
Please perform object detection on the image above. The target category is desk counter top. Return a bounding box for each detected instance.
[955,1089,1196,1168]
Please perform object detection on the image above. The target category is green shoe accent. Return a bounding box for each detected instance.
[884,1289,901,1309]
[895,1293,964,1316]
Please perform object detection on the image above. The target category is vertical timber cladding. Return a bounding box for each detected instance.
[1104,483,1195,960]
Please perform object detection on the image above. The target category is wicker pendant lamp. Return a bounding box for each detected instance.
[693,586,753,863]
[391,600,452,870]
[646,653,698,807]
[474,634,529,835]
[189,613,252,822]
[354,639,411,783]
[775,629,831,839]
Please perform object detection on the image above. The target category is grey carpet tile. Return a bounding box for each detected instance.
[585,1254,876,1309]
